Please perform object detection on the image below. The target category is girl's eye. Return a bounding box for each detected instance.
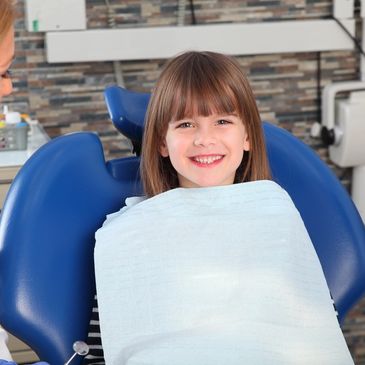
[217,119,231,125]
[177,122,193,129]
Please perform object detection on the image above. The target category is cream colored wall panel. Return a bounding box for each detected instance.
[8,333,39,363]
[46,19,355,63]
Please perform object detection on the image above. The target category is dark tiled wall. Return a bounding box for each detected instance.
[8,0,356,164]
[4,0,364,363]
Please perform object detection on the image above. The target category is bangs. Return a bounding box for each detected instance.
[166,58,240,121]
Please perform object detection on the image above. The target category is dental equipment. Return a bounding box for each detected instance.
[64,341,89,365]
[311,81,365,222]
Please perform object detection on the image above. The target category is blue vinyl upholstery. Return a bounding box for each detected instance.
[0,133,142,365]
[0,85,364,365]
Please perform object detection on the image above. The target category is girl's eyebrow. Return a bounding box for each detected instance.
[217,113,238,117]
[169,113,239,123]
[169,118,190,124]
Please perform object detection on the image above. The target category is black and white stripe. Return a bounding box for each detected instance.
[83,296,105,365]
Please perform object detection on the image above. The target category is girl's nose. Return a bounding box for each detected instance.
[0,78,13,98]
[193,128,216,147]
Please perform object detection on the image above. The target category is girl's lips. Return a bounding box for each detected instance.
[189,154,224,167]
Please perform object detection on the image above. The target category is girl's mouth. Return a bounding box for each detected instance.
[190,155,224,166]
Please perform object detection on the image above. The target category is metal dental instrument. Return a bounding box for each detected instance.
[64,341,89,365]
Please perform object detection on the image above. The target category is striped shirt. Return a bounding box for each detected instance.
[82,296,105,365]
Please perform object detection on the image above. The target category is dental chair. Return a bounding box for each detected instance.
[0,86,364,365]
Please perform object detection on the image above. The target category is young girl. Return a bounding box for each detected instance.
[92,51,354,365]
[84,52,271,364]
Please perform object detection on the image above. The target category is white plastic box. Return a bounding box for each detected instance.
[0,125,28,151]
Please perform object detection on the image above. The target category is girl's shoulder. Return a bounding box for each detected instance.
[100,195,146,229]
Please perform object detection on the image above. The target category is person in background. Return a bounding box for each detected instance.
[0,1,47,364]
[0,0,15,359]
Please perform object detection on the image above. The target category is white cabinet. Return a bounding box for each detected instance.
[0,166,19,207]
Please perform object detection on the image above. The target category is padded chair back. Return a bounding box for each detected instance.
[0,133,141,365]
[0,86,364,365]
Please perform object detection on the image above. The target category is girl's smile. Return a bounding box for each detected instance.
[189,154,225,167]
[160,113,250,188]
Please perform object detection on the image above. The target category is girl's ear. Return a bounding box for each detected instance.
[159,140,169,157]
[243,135,250,152]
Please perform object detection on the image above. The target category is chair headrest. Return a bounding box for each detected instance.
[104,86,150,143]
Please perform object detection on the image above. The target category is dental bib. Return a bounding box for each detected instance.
[94,181,353,365]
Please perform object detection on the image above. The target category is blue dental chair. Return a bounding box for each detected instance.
[0,86,364,365]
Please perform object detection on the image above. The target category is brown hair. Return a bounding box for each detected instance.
[141,51,271,197]
[0,0,15,43]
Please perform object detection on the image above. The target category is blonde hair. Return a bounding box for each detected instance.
[0,0,15,42]
[141,51,271,197]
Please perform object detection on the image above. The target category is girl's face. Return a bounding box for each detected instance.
[0,26,14,98]
[160,112,250,188]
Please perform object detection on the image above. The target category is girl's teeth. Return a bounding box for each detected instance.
[194,156,222,164]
